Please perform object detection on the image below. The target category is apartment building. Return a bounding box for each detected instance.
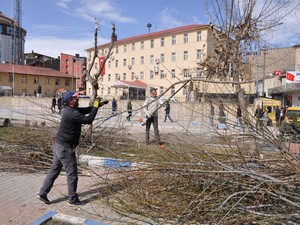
[86,24,231,101]
[0,63,75,96]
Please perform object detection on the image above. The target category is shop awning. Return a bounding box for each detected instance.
[112,80,147,89]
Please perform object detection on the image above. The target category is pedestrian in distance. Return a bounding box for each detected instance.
[126,100,132,121]
[37,91,108,206]
[209,101,214,127]
[233,104,243,129]
[112,97,117,115]
[51,96,57,113]
[275,106,281,125]
[163,99,173,122]
[143,88,161,145]
[57,96,63,114]
[254,104,263,130]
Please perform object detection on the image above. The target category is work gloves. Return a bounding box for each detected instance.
[94,98,109,108]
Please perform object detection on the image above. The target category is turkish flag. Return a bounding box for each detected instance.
[286,72,295,82]
[99,56,105,76]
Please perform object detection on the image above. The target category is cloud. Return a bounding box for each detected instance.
[57,0,137,24]
[158,7,184,28]
[25,36,110,58]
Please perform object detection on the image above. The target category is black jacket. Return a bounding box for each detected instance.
[55,106,98,148]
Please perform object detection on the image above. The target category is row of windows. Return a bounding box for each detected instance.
[16,75,70,86]
[109,31,202,54]
[105,49,203,68]
[102,68,201,82]
[98,85,188,96]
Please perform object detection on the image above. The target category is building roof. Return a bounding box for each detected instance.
[112,80,147,89]
[86,24,209,51]
[0,63,73,78]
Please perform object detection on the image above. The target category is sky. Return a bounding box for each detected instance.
[1,0,300,58]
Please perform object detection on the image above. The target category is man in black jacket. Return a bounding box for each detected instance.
[37,91,108,206]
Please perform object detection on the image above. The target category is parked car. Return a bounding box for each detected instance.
[285,107,300,123]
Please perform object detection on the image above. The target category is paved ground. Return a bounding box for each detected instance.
[0,170,136,225]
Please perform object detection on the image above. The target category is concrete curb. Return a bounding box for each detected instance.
[30,210,108,225]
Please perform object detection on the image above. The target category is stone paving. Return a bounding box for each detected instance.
[0,170,132,225]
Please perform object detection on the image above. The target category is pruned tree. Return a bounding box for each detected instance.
[85,21,117,103]
[199,0,300,110]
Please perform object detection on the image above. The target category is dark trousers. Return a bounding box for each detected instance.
[164,112,173,122]
[146,116,160,144]
[39,142,78,201]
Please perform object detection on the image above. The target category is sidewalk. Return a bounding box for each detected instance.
[0,170,132,225]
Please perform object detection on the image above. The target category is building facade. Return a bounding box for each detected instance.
[0,63,75,96]
[60,53,86,93]
[0,12,26,64]
[86,24,252,101]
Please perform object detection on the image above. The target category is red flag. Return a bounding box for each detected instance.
[274,70,282,76]
[99,56,105,76]
[286,72,295,82]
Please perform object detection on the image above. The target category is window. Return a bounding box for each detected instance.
[183,69,189,77]
[140,56,144,64]
[140,71,144,80]
[115,59,118,67]
[123,73,126,80]
[22,76,27,83]
[171,69,176,78]
[65,79,70,86]
[161,37,165,47]
[55,79,60,85]
[45,78,51,84]
[197,49,202,59]
[184,33,188,43]
[150,55,154,64]
[108,87,111,94]
[123,59,127,67]
[115,88,118,95]
[131,57,135,65]
[115,46,119,54]
[150,39,154,48]
[184,51,188,60]
[88,52,91,61]
[183,87,187,95]
[197,31,202,41]
[171,52,176,62]
[160,54,164,63]
[123,45,127,53]
[160,86,164,95]
[101,87,104,95]
[132,43,135,51]
[94,62,98,70]
[140,41,144,49]
[150,70,154,79]
[34,77,39,84]
[160,70,165,79]
[172,35,176,45]
[131,72,135,80]
[171,87,175,95]
[108,74,111,81]
[108,61,111,68]
[115,73,119,80]
[9,75,13,82]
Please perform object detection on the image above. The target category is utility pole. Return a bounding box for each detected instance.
[261,44,268,97]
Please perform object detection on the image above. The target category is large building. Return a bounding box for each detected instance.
[24,51,60,70]
[0,63,76,96]
[0,11,26,64]
[85,24,254,101]
[60,53,86,93]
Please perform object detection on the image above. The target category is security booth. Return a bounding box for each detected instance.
[112,80,147,100]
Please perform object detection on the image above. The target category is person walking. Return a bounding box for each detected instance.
[209,101,215,127]
[57,96,63,114]
[254,104,263,130]
[37,91,108,206]
[275,106,281,125]
[126,100,132,121]
[233,105,243,128]
[143,88,161,145]
[51,96,57,113]
[163,99,173,122]
[112,97,117,115]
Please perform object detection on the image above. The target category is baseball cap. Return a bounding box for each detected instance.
[63,91,79,102]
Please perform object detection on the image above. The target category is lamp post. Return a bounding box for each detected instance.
[261,44,267,97]
[147,23,152,34]
[72,58,76,91]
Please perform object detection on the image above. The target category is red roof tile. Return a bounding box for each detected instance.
[86,24,209,51]
[0,63,73,78]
